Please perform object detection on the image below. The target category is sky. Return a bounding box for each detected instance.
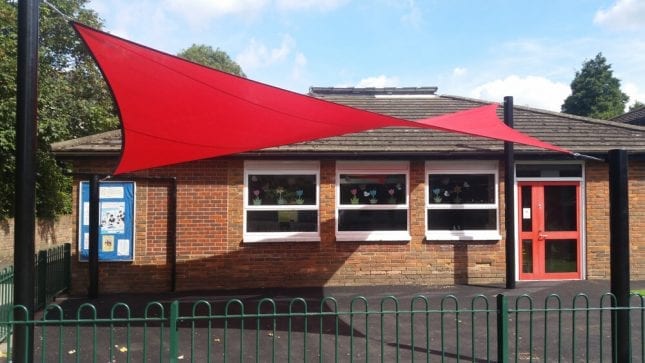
[86,0,645,113]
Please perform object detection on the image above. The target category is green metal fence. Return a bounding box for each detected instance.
[0,266,13,343]
[34,243,71,310]
[2,291,644,362]
[0,243,71,343]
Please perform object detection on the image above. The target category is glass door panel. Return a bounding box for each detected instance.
[545,239,578,273]
[544,186,577,231]
[521,239,533,274]
[521,186,532,232]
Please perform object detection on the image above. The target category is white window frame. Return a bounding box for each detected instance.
[336,161,411,242]
[243,160,320,243]
[425,160,500,241]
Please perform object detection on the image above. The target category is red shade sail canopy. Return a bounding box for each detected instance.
[72,22,570,175]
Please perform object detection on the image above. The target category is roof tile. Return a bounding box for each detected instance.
[51,88,645,157]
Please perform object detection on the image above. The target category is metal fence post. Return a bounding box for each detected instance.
[64,243,71,291]
[497,294,509,363]
[37,250,47,310]
[169,300,179,363]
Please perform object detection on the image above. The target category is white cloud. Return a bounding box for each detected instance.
[236,35,295,71]
[88,0,179,50]
[470,75,570,112]
[594,0,645,31]
[164,0,268,24]
[623,82,645,109]
[356,75,400,88]
[452,67,467,77]
[275,0,348,11]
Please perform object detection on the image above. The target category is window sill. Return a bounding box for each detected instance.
[336,231,411,242]
[425,231,501,241]
[244,233,320,243]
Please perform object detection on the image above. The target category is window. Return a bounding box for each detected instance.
[244,161,319,242]
[426,161,500,240]
[336,161,410,241]
[516,163,582,178]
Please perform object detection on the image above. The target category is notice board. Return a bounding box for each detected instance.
[78,181,135,261]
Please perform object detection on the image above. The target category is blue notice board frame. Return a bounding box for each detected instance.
[78,181,135,261]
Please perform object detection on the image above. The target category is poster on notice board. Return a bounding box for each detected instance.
[78,181,135,261]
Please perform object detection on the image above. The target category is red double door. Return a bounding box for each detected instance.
[518,182,582,280]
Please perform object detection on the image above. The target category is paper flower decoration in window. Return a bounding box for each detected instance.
[252,189,262,205]
[275,186,286,204]
[295,189,304,204]
[369,189,378,204]
[350,188,360,204]
[387,188,396,204]
[432,188,442,203]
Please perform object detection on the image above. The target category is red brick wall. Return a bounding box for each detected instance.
[66,158,645,294]
[585,160,645,280]
[585,162,610,279]
[631,161,645,278]
[68,158,507,293]
[0,215,73,268]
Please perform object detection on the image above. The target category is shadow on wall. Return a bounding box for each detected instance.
[65,177,505,296]
[68,239,501,296]
[0,215,73,267]
[69,219,363,294]
[0,218,8,235]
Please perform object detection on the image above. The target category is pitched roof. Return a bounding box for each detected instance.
[612,106,645,126]
[52,129,122,156]
[52,87,645,159]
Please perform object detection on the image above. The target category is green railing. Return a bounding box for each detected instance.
[0,265,13,343]
[0,243,71,343]
[34,243,71,310]
[2,292,645,362]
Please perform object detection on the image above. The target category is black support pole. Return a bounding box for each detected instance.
[13,0,39,360]
[88,175,100,298]
[608,149,630,362]
[168,178,177,292]
[504,96,516,289]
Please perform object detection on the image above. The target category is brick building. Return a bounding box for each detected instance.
[52,87,645,294]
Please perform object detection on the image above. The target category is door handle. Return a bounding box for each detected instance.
[538,231,548,240]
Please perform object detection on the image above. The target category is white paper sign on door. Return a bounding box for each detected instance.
[522,208,531,219]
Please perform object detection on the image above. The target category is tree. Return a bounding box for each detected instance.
[0,0,118,219]
[1,1,245,219]
[178,44,246,77]
[561,53,629,120]
[629,101,644,112]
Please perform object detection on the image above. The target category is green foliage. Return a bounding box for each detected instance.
[561,53,629,120]
[1,1,245,219]
[0,0,118,219]
[0,1,19,218]
[178,44,246,77]
[629,101,644,112]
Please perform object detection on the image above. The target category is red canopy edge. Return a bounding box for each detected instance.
[72,22,570,175]
[415,104,569,154]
